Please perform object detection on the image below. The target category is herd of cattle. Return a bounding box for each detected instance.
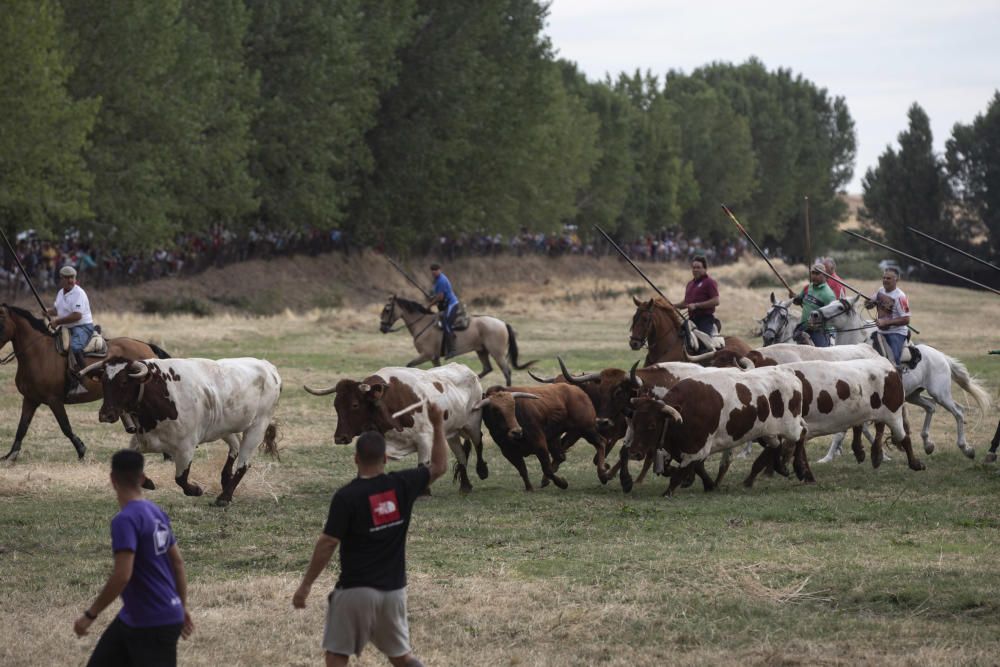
[62,293,995,506]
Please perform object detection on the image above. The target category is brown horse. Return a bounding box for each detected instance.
[628,296,751,366]
[0,305,170,462]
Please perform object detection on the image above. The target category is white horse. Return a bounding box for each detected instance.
[809,296,991,458]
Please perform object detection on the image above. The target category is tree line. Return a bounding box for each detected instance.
[861,94,1000,286]
[2,0,856,258]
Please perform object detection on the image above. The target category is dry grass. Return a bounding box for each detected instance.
[2,255,999,666]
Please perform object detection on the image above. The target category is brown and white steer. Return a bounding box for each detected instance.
[84,357,281,506]
[304,363,486,493]
[622,367,810,496]
[742,359,926,486]
[474,383,608,491]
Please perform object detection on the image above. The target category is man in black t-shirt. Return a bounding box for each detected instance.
[293,403,449,667]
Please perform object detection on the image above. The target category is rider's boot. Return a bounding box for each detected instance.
[444,332,458,359]
[66,351,88,397]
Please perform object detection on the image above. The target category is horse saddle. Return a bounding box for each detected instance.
[57,325,108,358]
[871,332,921,369]
[685,322,725,356]
[451,302,470,331]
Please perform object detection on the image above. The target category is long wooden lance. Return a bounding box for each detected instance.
[385,255,433,300]
[0,227,51,325]
[594,225,671,303]
[720,204,795,297]
[907,226,1000,273]
[843,230,1000,297]
[812,265,920,334]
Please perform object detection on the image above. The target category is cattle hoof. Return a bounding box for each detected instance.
[141,477,156,491]
[985,452,997,464]
[552,476,568,490]
[459,484,472,495]
[185,485,204,497]
[524,486,534,492]
[214,497,231,507]
[871,450,883,469]
[962,447,976,460]
[476,461,489,480]
[742,477,754,488]
[910,460,926,472]
[924,442,936,455]
[815,455,833,464]
[703,483,716,493]
[802,475,817,485]
[621,479,633,494]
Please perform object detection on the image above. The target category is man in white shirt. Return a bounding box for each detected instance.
[47,265,94,394]
[865,267,910,367]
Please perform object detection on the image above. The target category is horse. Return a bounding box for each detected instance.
[759,292,799,346]
[809,296,991,458]
[379,295,537,386]
[0,305,170,462]
[628,296,752,366]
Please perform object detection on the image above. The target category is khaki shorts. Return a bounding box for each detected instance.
[322,586,410,658]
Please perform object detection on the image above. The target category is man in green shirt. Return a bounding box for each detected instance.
[792,263,837,347]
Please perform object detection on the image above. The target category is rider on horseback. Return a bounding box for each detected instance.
[429,263,460,358]
[865,266,911,368]
[792,264,837,346]
[673,255,720,336]
[46,265,93,395]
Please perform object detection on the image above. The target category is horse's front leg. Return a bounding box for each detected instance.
[1,398,40,462]
[49,402,87,461]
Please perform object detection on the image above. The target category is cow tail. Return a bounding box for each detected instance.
[148,343,171,359]
[506,323,537,370]
[260,422,280,461]
[947,355,991,414]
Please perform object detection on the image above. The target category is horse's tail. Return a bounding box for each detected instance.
[148,343,171,359]
[505,323,537,370]
[946,354,991,413]
[260,423,280,460]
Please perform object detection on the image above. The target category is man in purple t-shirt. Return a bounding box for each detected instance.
[673,255,721,336]
[293,403,449,667]
[74,450,194,666]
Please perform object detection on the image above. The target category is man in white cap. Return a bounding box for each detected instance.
[47,265,94,394]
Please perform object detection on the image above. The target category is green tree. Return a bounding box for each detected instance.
[63,0,197,248]
[861,103,956,266]
[946,91,1000,257]
[247,0,415,234]
[0,1,96,236]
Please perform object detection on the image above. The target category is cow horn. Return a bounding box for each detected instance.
[527,370,557,384]
[128,361,149,379]
[557,357,599,386]
[629,360,643,388]
[660,404,683,423]
[79,359,109,377]
[358,383,371,393]
[509,392,540,400]
[472,397,492,410]
[737,357,756,370]
[684,349,716,362]
[304,384,337,396]
[633,295,644,307]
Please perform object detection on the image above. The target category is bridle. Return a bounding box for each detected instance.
[810,298,876,333]
[761,304,790,343]
[381,297,437,339]
[630,303,688,350]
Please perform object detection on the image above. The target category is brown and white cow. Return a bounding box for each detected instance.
[474,383,608,491]
[83,356,282,506]
[304,363,486,493]
[622,366,810,497]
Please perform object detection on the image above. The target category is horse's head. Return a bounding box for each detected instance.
[0,306,12,347]
[379,295,399,334]
[809,296,859,329]
[760,292,792,346]
[629,296,684,351]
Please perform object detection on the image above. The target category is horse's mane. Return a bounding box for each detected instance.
[647,297,685,327]
[2,304,53,337]
[395,297,433,315]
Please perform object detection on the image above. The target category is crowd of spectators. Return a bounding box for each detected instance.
[1,224,758,297]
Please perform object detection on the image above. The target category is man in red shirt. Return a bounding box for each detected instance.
[823,257,848,299]
[673,255,720,335]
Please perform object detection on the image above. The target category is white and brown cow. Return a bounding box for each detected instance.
[304,363,486,493]
[84,356,282,506]
[741,358,926,486]
[622,366,810,496]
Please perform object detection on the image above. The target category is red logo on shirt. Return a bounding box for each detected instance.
[368,489,401,526]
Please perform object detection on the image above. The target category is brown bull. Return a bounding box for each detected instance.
[475,383,609,491]
[0,305,169,461]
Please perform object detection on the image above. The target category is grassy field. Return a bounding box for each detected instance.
[1,258,999,666]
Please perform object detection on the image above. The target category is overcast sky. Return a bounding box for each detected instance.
[544,0,1000,193]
